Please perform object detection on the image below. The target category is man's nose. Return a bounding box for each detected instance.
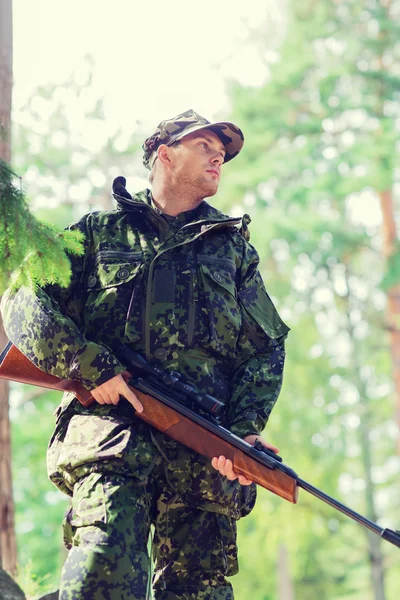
[210,153,223,167]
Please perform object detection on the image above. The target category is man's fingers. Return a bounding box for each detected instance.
[212,455,229,477]
[225,461,238,481]
[216,455,230,476]
[121,382,143,413]
[212,455,254,485]
[260,440,279,454]
[91,386,119,405]
[222,458,242,481]
[91,389,105,404]
[110,392,120,406]
[243,434,280,454]
[215,456,234,477]
[90,374,143,411]
[212,456,237,481]
[237,474,253,486]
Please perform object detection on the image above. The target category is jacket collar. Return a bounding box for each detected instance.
[114,188,239,226]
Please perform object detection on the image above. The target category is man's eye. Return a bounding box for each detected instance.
[200,142,208,150]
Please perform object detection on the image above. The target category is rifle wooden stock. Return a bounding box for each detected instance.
[0,341,298,503]
[0,341,94,406]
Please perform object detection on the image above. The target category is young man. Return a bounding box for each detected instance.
[2,109,289,599]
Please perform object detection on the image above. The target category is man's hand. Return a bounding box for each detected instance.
[90,370,143,413]
[211,435,279,486]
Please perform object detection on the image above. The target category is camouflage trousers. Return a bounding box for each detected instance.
[60,458,237,600]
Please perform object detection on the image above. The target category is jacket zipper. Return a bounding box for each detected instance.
[187,268,198,347]
[144,220,238,361]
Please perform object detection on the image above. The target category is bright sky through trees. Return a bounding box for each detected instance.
[13,0,381,228]
[13,0,282,127]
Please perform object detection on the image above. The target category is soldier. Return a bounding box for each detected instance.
[1,109,289,599]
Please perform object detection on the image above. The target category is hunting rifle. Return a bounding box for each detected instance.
[0,340,399,548]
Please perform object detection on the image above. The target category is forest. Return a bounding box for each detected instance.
[0,1,399,599]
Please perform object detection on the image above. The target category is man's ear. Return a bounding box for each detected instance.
[157,144,172,166]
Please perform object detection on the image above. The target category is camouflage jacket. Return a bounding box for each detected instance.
[1,189,289,513]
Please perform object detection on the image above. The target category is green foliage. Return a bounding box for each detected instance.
[11,388,68,592]
[218,0,400,598]
[16,560,54,600]
[0,159,84,293]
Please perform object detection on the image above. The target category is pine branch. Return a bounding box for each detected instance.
[0,159,84,293]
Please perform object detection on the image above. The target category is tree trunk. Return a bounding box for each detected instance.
[343,266,387,600]
[0,0,17,577]
[358,411,387,600]
[378,189,400,454]
[0,0,12,161]
[278,543,295,600]
[0,323,17,576]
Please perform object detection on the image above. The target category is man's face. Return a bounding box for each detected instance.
[169,129,226,197]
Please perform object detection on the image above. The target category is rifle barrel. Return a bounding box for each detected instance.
[297,477,400,547]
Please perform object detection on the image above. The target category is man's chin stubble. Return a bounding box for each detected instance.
[198,178,219,197]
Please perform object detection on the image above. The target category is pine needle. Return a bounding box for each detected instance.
[0,159,85,293]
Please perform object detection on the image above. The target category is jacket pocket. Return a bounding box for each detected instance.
[69,471,107,527]
[198,259,241,358]
[47,397,78,496]
[55,409,157,488]
[56,413,132,477]
[62,471,108,548]
[215,513,239,576]
[239,284,290,351]
[87,252,143,291]
[84,255,144,345]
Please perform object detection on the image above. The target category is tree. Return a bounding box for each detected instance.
[0,0,18,577]
[2,64,143,593]
[220,1,400,598]
[0,2,84,591]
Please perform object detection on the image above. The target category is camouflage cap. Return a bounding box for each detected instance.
[142,109,244,170]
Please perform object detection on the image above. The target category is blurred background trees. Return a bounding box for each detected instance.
[1,0,399,598]
[220,1,400,598]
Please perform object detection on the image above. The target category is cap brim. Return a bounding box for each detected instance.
[170,121,244,165]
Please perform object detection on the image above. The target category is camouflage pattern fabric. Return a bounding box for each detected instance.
[60,454,236,599]
[1,186,290,598]
[142,109,244,169]
[2,188,289,443]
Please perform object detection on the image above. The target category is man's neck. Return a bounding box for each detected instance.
[151,184,204,217]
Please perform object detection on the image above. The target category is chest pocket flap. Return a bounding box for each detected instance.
[198,256,237,298]
[239,273,290,344]
[87,251,143,291]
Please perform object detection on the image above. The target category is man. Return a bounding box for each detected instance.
[1,109,289,599]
